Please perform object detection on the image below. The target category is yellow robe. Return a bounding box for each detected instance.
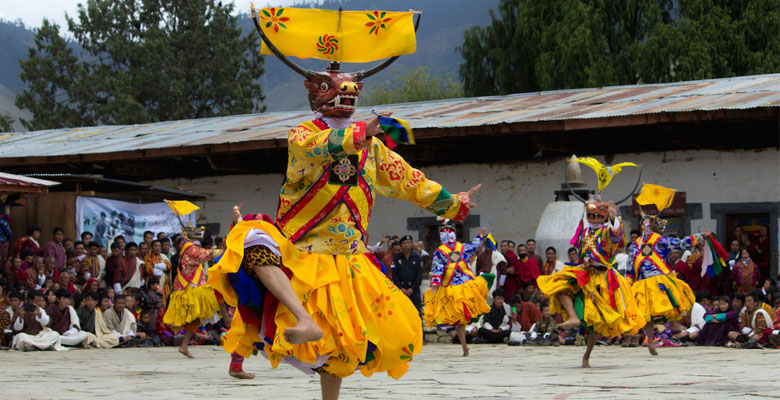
[210,118,469,379]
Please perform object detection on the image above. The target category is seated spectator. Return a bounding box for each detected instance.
[696,296,739,346]
[19,249,34,270]
[82,278,100,295]
[26,256,46,291]
[43,256,60,283]
[45,289,58,306]
[473,289,511,344]
[733,293,746,318]
[46,289,90,347]
[11,291,64,351]
[698,290,713,311]
[59,270,76,294]
[529,303,560,346]
[136,310,155,340]
[0,290,14,348]
[77,292,119,348]
[4,256,26,288]
[670,294,707,342]
[728,290,773,347]
[507,295,542,345]
[103,294,137,343]
[522,281,541,307]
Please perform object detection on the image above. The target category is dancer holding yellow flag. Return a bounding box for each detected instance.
[161,200,223,358]
[628,184,711,354]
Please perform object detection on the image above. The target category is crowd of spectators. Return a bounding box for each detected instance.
[1,219,778,353]
[0,223,228,351]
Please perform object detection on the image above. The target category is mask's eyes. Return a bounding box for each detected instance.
[320,82,329,91]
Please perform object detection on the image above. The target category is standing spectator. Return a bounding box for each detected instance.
[392,235,423,313]
[475,242,505,302]
[79,242,105,286]
[541,246,565,275]
[63,238,75,260]
[525,239,543,274]
[143,231,154,248]
[143,277,165,334]
[0,213,12,267]
[756,225,771,283]
[161,237,174,260]
[14,226,43,257]
[740,232,760,260]
[733,248,759,295]
[143,240,172,300]
[565,247,579,266]
[114,242,143,292]
[500,241,522,299]
[81,231,93,248]
[382,239,401,280]
[103,242,122,288]
[138,242,150,260]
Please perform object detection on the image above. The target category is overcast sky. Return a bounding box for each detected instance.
[0,0,304,29]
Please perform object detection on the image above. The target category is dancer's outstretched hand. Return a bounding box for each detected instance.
[367,111,393,137]
[459,184,482,209]
[232,205,243,224]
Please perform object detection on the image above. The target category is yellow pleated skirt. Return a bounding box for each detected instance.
[631,273,695,323]
[162,284,220,328]
[423,276,490,328]
[209,221,423,379]
[538,266,645,337]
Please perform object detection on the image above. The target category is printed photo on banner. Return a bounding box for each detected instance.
[76,196,196,247]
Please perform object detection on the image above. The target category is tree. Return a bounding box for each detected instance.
[360,66,463,106]
[459,0,779,96]
[0,112,13,132]
[16,0,265,130]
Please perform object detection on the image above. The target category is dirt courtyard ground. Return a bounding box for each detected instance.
[2,342,778,399]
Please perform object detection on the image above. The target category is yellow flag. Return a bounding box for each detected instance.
[165,200,200,217]
[574,157,638,193]
[635,184,676,212]
[254,7,417,63]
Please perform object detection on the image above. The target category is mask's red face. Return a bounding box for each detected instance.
[304,70,363,118]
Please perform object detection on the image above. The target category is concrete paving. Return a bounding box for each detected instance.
[2,343,779,399]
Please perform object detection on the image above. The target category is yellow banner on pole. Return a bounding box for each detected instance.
[255,7,417,63]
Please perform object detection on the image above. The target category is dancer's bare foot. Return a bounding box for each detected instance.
[581,357,591,368]
[648,344,658,356]
[178,347,194,358]
[559,317,581,330]
[229,370,256,379]
[462,346,470,357]
[283,317,323,345]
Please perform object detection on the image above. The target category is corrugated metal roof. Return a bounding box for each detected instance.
[1,74,778,159]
